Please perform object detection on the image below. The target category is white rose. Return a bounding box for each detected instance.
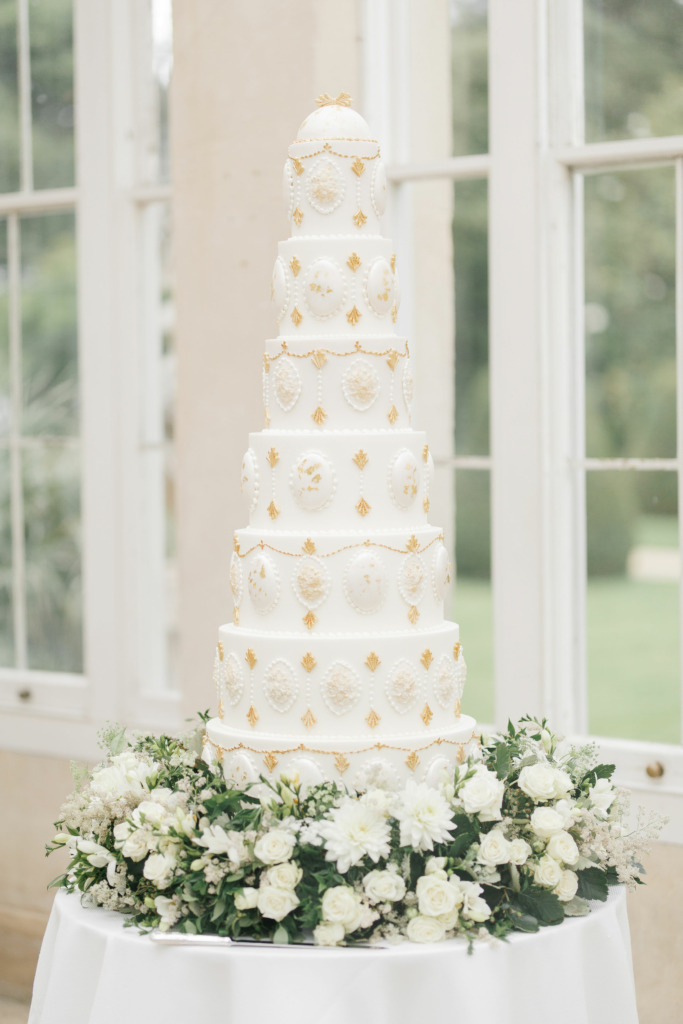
[121,829,156,862]
[265,861,303,891]
[530,807,566,840]
[142,852,176,889]
[589,778,615,818]
[257,886,299,922]
[254,829,296,865]
[459,768,505,821]
[425,857,447,876]
[554,869,579,902]
[321,886,364,933]
[416,875,458,918]
[133,800,168,828]
[508,838,532,865]
[437,906,460,930]
[234,887,259,911]
[477,830,512,866]
[313,921,345,946]
[363,870,406,904]
[406,915,446,943]
[518,764,572,802]
[91,752,155,799]
[546,830,579,866]
[462,895,491,923]
[533,855,563,889]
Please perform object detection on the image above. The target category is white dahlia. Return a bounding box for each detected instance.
[319,799,392,873]
[395,781,456,852]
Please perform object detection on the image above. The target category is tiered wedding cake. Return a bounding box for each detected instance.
[205,95,476,790]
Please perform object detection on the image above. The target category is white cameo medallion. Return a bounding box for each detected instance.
[352,759,400,793]
[385,659,420,714]
[402,361,414,411]
[221,652,244,707]
[433,655,456,710]
[341,357,380,411]
[291,556,331,610]
[212,648,223,697]
[306,157,345,214]
[304,258,346,319]
[224,751,258,788]
[389,448,420,509]
[282,159,295,220]
[320,662,361,716]
[432,545,451,602]
[423,755,453,788]
[364,257,394,317]
[454,649,468,701]
[273,358,302,412]
[398,553,426,606]
[285,756,327,789]
[343,551,388,615]
[247,552,280,615]
[240,449,260,511]
[371,161,388,217]
[270,256,289,321]
[289,451,336,511]
[229,551,243,604]
[263,659,299,713]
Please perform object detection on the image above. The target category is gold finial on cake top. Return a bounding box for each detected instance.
[315,91,352,108]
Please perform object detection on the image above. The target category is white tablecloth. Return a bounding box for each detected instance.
[29,886,639,1024]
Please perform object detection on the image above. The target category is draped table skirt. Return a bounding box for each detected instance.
[29,886,639,1024]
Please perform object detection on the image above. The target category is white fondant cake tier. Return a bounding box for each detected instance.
[230,525,450,632]
[242,429,431,529]
[213,622,466,739]
[204,715,477,793]
[272,238,399,337]
[263,336,413,431]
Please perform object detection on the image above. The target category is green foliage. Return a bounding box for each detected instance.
[576,867,609,902]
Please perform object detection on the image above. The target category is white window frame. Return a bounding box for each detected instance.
[364,0,683,841]
[0,0,179,761]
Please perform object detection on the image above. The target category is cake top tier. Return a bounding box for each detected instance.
[295,98,375,143]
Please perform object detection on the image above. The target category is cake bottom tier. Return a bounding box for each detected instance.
[204,716,478,792]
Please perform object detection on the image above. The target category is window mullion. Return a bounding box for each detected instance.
[7,214,27,669]
[17,0,33,192]
[676,157,683,744]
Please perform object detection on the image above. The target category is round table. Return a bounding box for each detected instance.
[29,887,639,1024]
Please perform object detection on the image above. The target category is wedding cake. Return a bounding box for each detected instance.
[205,94,476,790]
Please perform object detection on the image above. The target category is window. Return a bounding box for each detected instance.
[365,0,682,838]
[0,0,178,758]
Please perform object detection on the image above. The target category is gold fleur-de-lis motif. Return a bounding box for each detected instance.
[423,444,430,462]
[311,350,327,369]
[293,207,304,225]
[406,535,420,552]
[302,538,316,555]
[263,354,270,373]
[266,447,280,468]
[312,406,327,426]
[315,91,352,108]
[334,753,351,775]
[245,648,257,669]
[353,450,369,469]
[267,500,281,520]
[365,652,381,672]
[264,752,279,772]
[423,497,430,513]
[406,751,420,772]
[456,745,466,764]
[290,256,301,277]
[301,652,317,673]
[453,642,462,661]
[291,306,303,326]
[408,605,420,625]
[351,157,365,177]
[421,703,434,726]
[246,705,259,727]
[217,640,224,661]
[346,306,362,325]
[353,209,367,228]
[301,709,317,729]
[365,709,381,729]
[387,405,399,424]
[264,406,271,427]
[292,158,304,175]
[233,606,240,625]
[356,497,371,517]
[233,534,240,553]
[420,649,433,670]
[386,350,399,370]
[347,252,361,272]
[303,610,317,630]
[454,698,462,717]
[391,254,396,273]
[391,305,398,324]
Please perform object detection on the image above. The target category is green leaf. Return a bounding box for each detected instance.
[581,764,616,788]
[409,852,424,889]
[510,888,564,926]
[210,900,226,923]
[494,742,511,780]
[508,908,539,932]
[273,925,289,945]
[576,867,608,902]
[563,896,591,917]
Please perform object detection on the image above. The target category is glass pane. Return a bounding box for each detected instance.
[29,0,75,189]
[20,211,78,436]
[451,0,488,156]
[454,468,493,724]
[151,0,173,185]
[586,470,679,744]
[0,447,13,665]
[23,442,82,672]
[585,167,675,459]
[0,0,21,193]
[453,178,489,455]
[0,218,8,435]
[584,0,683,143]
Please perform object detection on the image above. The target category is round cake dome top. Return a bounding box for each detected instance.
[296,95,374,141]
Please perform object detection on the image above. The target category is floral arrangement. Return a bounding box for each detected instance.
[47,715,664,946]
